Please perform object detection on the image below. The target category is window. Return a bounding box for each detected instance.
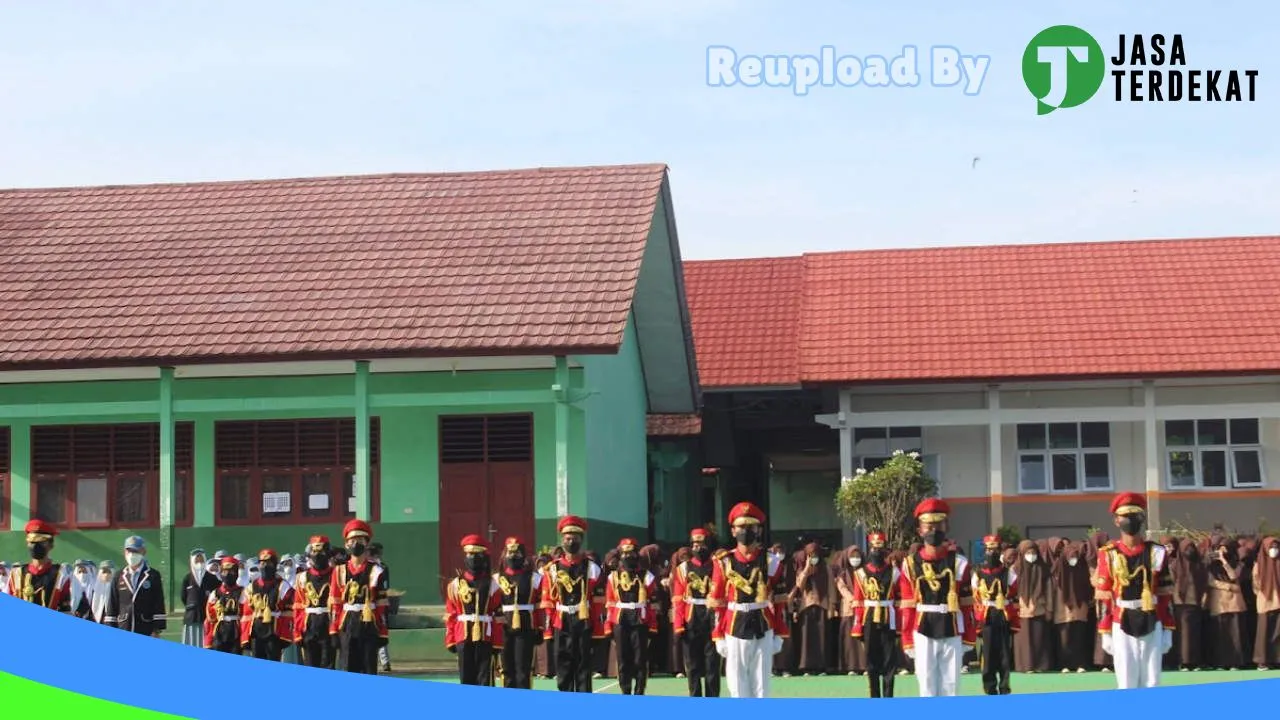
[1164,418,1265,490]
[0,426,9,530]
[28,423,195,529]
[213,418,381,525]
[1016,422,1113,494]
[854,426,922,456]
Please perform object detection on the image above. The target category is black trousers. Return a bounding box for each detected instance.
[339,625,381,674]
[614,621,650,695]
[210,638,241,654]
[681,629,720,697]
[300,635,336,669]
[250,634,282,661]
[863,625,899,698]
[980,621,1013,695]
[554,620,594,692]
[457,641,495,685]
[502,630,538,689]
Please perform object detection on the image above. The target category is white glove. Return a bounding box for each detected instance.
[715,639,727,657]
[1100,633,1113,655]
[771,635,785,655]
[904,647,915,660]
[1161,628,1174,654]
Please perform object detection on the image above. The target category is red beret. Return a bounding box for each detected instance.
[503,536,524,552]
[307,535,331,548]
[258,549,279,563]
[343,519,373,541]
[557,516,587,534]
[689,528,709,542]
[983,534,1001,548]
[220,556,241,569]
[460,534,488,552]
[618,538,637,551]
[867,531,887,547]
[914,497,950,522]
[728,501,765,527]
[24,519,57,542]
[1110,492,1147,516]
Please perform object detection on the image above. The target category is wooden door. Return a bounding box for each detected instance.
[438,414,535,596]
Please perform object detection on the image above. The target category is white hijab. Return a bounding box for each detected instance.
[91,566,115,622]
[0,564,9,595]
[241,558,259,588]
[190,551,207,587]
[70,563,94,609]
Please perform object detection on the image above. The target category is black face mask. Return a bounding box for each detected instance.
[985,551,1002,567]
[867,550,885,566]
[465,555,489,574]
[348,542,367,557]
[506,554,526,570]
[734,528,759,547]
[259,563,277,581]
[311,553,329,570]
[562,537,582,555]
[221,572,238,586]
[621,554,639,570]
[28,543,49,561]
[923,529,946,546]
[1118,517,1143,536]
[694,547,711,561]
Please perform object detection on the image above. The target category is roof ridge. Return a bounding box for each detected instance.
[0,162,669,195]
[798,234,1278,259]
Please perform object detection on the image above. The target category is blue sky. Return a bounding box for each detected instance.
[1,1,1275,259]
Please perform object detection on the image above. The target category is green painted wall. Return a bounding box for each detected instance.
[576,315,650,531]
[768,469,842,538]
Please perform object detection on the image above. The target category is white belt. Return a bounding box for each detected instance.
[727,602,768,612]
[219,615,241,621]
[255,611,283,619]
[556,603,583,613]
[502,604,535,612]
[685,598,708,606]
[1115,599,1146,610]
[343,603,370,612]
[982,601,1000,608]
[612,602,646,610]
[305,607,329,615]
[916,604,950,613]
[863,600,893,608]
[457,614,493,623]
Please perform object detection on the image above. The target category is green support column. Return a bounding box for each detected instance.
[553,356,570,517]
[354,361,372,521]
[158,367,177,610]
[9,422,31,527]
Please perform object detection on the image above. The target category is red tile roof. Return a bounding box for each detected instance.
[0,164,669,369]
[682,256,803,388]
[646,413,702,437]
[686,236,1280,386]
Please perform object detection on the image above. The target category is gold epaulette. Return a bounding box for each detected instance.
[900,599,917,608]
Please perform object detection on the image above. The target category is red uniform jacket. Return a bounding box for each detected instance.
[239,578,295,646]
[898,548,977,650]
[539,556,604,639]
[7,561,72,612]
[604,569,659,633]
[204,584,249,648]
[707,547,790,642]
[1094,540,1176,634]
[850,563,901,637]
[329,559,389,639]
[292,567,334,642]
[971,565,1021,632]
[670,558,719,634]
[445,573,505,648]
[495,567,544,634]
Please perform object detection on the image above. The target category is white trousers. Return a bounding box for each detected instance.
[913,632,963,697]
[724,631,774,698]
[1112,624,1162,689]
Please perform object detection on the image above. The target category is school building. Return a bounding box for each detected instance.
[0,163,702,605]
[681,236,1280,552]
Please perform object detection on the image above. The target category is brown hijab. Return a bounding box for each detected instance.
[1173,537,1207,605]
[1256,537,1279,600]
[1086,531,1110,569]
[1208,537,1240,582]
[1053,541,1093,609]
[1014,540,1051,605]
[798,542,830,599]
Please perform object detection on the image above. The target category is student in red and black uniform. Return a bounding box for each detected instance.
[495,536,544,689]
[445,534,504,685]
[850,530,902,698]
[240,548,295,661]
[605,538,659,695]
[330,519,389,674]
[972,533,1020,695]
[672,527,721,697]
[205,556,248,654]
[540,515,604,692]
[7,520,72,613]
[294,535,337,669]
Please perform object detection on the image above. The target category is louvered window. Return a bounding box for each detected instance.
[214,418,381,525]
[441,414,533,463]
[29,423,194,529]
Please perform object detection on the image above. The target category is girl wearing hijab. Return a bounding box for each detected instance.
[180,549,220,647]
[91,560,115,624]
[792,541,832,675]
[1087,532,1112,672]
[770,542,797,678]
[0,563,9,595]
[70,560,95,619]
[1206,536,1248,669]
[1052,542,1092,673]
[1238,537,1259,665]
[1013,540,1055,672]
[241,556,259,588]
[834,545,868,675]
[667,546,691,679]
[638,544,670,677]
[1166,538,1206,671]
[1253,536,1280,669]
[279,554,301,664]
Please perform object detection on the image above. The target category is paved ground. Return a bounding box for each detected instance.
[410,669,1274,696]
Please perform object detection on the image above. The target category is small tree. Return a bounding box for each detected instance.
[834,450,939,550]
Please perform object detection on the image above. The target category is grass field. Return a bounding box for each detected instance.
[412,669,1276,696]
